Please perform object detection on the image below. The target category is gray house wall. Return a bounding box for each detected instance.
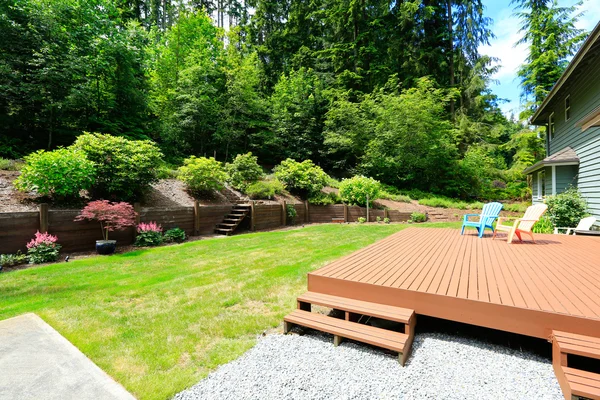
[543,56,600,219]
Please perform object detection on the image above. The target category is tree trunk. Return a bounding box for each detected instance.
[447,0,455,120]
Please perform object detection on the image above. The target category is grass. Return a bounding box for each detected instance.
[418,196,530,213]
[379,190,412,203]
[418,197,484,210]
[0,223,458,399]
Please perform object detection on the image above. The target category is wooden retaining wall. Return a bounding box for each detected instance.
[0,202,413,254]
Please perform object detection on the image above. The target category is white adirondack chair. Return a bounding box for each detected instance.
[554,216,596,235]
[493,203,548,244]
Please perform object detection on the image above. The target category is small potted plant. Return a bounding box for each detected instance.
[75,200,137,255]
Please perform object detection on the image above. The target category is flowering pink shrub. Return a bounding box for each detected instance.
[26,231,61,264]
[137,222,162,233]
[27,231,59,249]
[75,200,137,240]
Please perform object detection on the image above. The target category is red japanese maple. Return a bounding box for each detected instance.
[75,200,137,240]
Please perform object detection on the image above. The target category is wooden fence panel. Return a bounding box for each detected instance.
[308,205,345,223]
[140,207,195,236]
[197,205,233,234]
[48,210,134,252]
[253,204,282,231]
[0,212,39,253]
[387,210,412,222]
[291,203,305,225]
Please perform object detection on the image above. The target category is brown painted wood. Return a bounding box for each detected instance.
[284,310,409,354]
[194,201,200,235]
[307,228,600,340]
[297,292,414,324]
[39,203,48,233]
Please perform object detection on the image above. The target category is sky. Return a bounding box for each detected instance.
[479,0,599,118]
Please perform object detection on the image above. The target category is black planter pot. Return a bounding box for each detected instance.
[96,240,117,255]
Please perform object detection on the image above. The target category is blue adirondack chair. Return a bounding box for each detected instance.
[461,202,503,238]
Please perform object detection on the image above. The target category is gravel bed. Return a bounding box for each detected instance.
[173,331,562,400]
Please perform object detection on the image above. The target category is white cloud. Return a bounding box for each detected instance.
[480,12,527,81]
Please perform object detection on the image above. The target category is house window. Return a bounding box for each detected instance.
[548,113,555,141]
[565,95,571,121]
[537,170,546,200]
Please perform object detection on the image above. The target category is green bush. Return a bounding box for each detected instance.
[0,158,23,171]
[357,217,366,223]
[226,153,263,191]
[274,159,329,198]
[383,217,391,224]
[339,176,381,206]
[308,192,341,205]
[26,232,61,264]
[177,156,228,195]
[157,165,179,179]
[245,180,285,200]
[545,188,588,228]
[14,149,95,199]
[135,231,163,247]
[532,215,554,234]
[410,212,427,223]
[0,252,28,268]
[286,204,297,223]
[71,132,163,201]
[164,228,187,243]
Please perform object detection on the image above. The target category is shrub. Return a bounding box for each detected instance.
[157,165,179,179]
[286,204,297,224]
[383,217,391,224]
[376,216,381,222]
[410,212,427,223]
[274,159,329,198]
[532,215,554,234]
[75,200,137,240]
[26,231,61,264]
[164,228,187,243]
[71,132,163,201]
[545,188,588,228]
[308,192,341,205]
[339,176,381,207]
[14,149,95,199]
[135,222,163,247]
[177,156,228,195]
[226,153,263,191]
[245,180,284,199]
[357,217,366,223]
[0,158,23,171]
[0,252,28,268]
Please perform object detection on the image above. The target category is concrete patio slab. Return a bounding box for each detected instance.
[0,313,135,400]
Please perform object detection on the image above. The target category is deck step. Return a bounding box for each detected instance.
[561,367,600,399]
[553,331,600,360]
[284,309,412,365]
[297,292,414,325]
[553,330,600,400]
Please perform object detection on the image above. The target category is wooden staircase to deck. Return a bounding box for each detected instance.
[284,292,416,365]
[214,204,251,235]
[552,330,600,400]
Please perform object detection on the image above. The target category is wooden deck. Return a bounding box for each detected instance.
[308,228,600,340]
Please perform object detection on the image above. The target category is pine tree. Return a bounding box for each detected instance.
[513,0,588,117]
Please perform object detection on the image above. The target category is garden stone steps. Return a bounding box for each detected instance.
[214,204,251,236]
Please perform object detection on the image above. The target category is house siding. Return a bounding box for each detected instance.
[544,54,600,220]
[555,165,578,193]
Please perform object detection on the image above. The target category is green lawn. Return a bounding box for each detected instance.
[0,223,458,399]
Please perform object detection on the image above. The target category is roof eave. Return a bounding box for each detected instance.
[530,22,600,125]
